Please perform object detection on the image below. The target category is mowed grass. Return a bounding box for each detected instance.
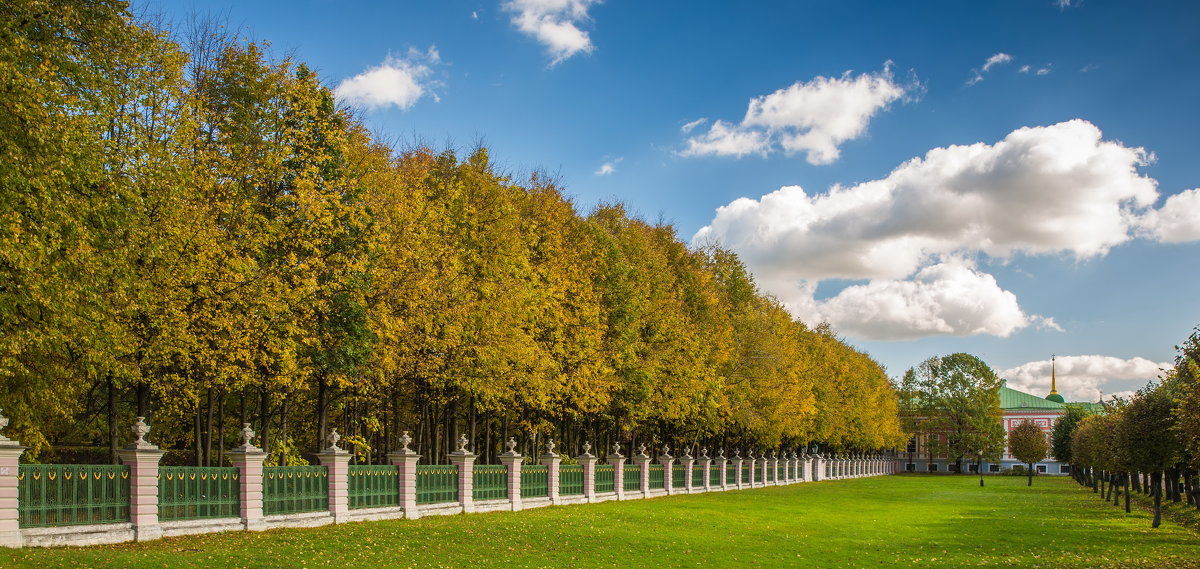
[4,475,1199,569]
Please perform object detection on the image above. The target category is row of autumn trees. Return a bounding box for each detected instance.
[0,1,905,466]
[1052,327,1200,528]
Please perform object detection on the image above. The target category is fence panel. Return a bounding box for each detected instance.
[648,465,665,489]
[691,464,705,487]
[559,464,584,496]
[17,464,130,527]
[158,466,239,521]
[742,464,751,484]
[622,464,640,491]
[672,464,686,489]
[263,465,329,515]
[594,464,615,493]
[710,464,721,486]
[349,465,399,509]
[472,465,508,501]
[415,464,458,505]
[521,465,548,498]
[767,464,775,483]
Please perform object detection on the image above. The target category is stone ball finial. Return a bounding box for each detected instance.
[399,430,413,452]
[327,428,342,451]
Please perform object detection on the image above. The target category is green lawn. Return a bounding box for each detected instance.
[4,475,1198,569]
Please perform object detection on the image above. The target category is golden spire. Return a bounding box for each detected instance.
[1050,355,1058,396]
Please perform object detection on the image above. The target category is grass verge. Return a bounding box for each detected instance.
[3,475,1198,569]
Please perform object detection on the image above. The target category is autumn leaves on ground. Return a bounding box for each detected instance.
[3,476,1198,569]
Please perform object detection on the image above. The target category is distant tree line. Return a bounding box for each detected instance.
[1054,326,1200,528]
[0,1,906,466]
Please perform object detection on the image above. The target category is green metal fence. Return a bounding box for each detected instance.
[710,464,721,486]
[673,464,687,489]
[726,464,737,484]
[17,464,130,527]
[559,464,584,496]
[691,464,705,487]
[767,464,775,482]
[472,465,508,501]
[743,464,752,484]
[158,466,240,521]
[648,464,665,489]
[415,464,458,504]
[521,465,548,498]
[349,464,399,509]
[263,465,328,515]
[622,464,640,491]
[594,464,615,493]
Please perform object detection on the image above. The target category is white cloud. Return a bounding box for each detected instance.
[694,119,1169,340]
[999,355,1170,402]
[1139,188,1200,243]
[1019,65,1031,73]
[797,259,1034,341]
[681,118,708,133]
[680,64,907,165]
[504,0,600,66]
[1036,66,1052,75]
[595,157,622,176]
[982,52,1013,72]
[968,52,1014,85]
[334,47,441,111]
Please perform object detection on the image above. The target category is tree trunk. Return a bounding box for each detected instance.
[216,389,226,466]
[204,387,214,467]
[1027,462,1033,486]
[1152,471,1163,528]
[136,381,149,418]
[1124,472,1131,513]
[259,387,271,459]
[107,374,119,464]
[316,373,328,453]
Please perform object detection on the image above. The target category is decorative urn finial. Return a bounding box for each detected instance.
[0,409,10,442]
[239,423,257,449]
[700,447,709,459]
[457,434,470,453]
[581,441,593,456]
[327,428,342,451]
[399,430,413,452]
[128,416,156,449]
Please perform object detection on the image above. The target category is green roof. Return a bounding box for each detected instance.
[1000,386,1066,410]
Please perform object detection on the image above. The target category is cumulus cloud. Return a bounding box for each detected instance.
[1139,188,1200,243]
[693,119,1177,340]
[680,64,907,165]
[504,0,600,66]
[595,157,622,176]
[680,118,708,133]
[999,355,1170,402]
[334,47,441,111]
[968,52,1014,85]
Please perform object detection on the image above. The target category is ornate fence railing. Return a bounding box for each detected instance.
[691,464,705,488]
[594,464,615,493]
[472,465,508,501]
[17,464,130,527]
[263,465,329,515]
[672,464,686,489]
[559,464,584,496]
[158,466,239,521]
[348,465,399,509]
[415,464,458,505]
[520,465,548,498]
[622,464,640,491]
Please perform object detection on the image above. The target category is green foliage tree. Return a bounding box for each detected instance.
[1050,404,1091,465]
[903,353,1006,472]
[1009,419,1048,486]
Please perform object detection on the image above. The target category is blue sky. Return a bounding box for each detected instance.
[140,0,1200,402]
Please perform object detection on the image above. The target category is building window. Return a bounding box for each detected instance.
[1036,464,1047,473]
[929,464,938,472]
[948,463,960,473]
[906,437,917,453]
[1061,464,1071,474]
[906,463,916,472]
[989,464,1000,473]
[968,464,979,473]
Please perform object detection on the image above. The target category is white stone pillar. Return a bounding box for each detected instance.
[116,417,165,542]
[0,411,25,548]
[387,431,422,519]
[681,454,694,494]
[658,447,674,495]
[497,439,523,511]
[540,439,562,505]
[608,448,626,500]
[717,452,729,490]
[633,445,651,497]
[448,435,476,513]
[733,454,745,490]
[698,452,712,492]
[228,423,268,531]
[316,429,352,524]
[579,443,597,503]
